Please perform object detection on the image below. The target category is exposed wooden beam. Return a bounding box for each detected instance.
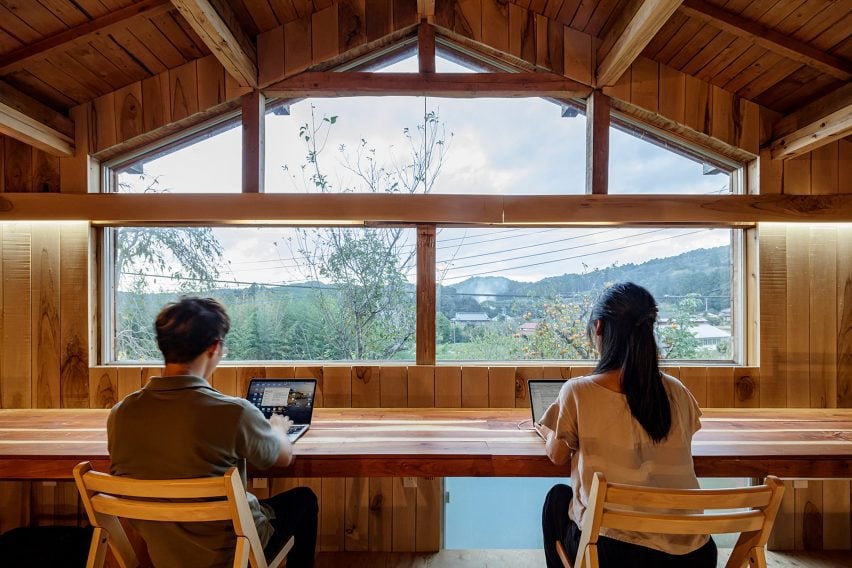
[597,0,683,87]
[586,91,610,195]
[0,81,74,156]
[0,194,850,225]
[241,90,265,193]
[680,0,851,82]
[264,72,592,98]
[171,0,258,88]
[419,23,436,73]
[0,0,171,76]
[416,225,436,365]
[770,83,852,160]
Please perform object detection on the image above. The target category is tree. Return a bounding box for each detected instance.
[280,104,451,359]
[114,172,224,360]
[658,293,702,359]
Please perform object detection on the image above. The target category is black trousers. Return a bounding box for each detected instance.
[542,484,718,568]
[262,486,318,568]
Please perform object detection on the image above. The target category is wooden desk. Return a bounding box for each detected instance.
[1,408,851,479]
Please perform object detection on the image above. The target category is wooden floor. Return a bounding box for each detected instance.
[315,549,852,567]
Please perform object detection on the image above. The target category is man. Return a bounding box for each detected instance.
[108,297,317,567]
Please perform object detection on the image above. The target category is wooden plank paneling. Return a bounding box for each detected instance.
[2,224,31,408]
[514,366,543,409]
[323,366,352,408]
[822,480,851,550]
[812,143,839,195]
[344,477,369,551]
[320,477,345,551]
[196,54,227,110]
[92,92,116,153]
[113,83,143,144]
[759,224,787,408]
[658,64,685,124]
[434,366,461,407]
[787,225,811,409]
[380,366,407,408]
[407,365,434,407]
[4,137,33,193]
[461,366,488,407]
[368,477,393,550]
[734,368,759,408]
[169,61,199,123]
[706,366,734,408]
[352,366,380,407]
[31,224,60,408]
[211,366,237,396]
[366,0,392,42]
[32,148,60,193]
[88,367,117,409]
[116,367,143,400]
[630,57,658,114]
[508,3,535,65]
[284,16,312,77]
[839,225,852,409]
[809,226,837,409]
[415,476,441,551]
[488,366,515,408]
[338,0,367,53]
[313,5,339,65]
[678,366,707,407]
[391,476,416,551]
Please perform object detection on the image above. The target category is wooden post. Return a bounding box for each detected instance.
[416,224,436,365]
[586,90,610,195]
[418,21,435,74]
[241,90,264,193]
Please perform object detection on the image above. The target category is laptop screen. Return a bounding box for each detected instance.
[246,379,317,422]
[528,380,566,424]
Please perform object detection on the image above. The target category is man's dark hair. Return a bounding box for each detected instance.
[154,297,230,364]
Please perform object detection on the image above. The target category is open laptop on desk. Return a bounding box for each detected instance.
[246,379,317,442]
[528,379,566,438]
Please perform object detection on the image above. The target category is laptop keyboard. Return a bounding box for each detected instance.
[288,425,303,435]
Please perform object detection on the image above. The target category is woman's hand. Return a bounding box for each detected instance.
[536,422,572,466]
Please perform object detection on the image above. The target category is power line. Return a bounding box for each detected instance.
[440,229,711,282]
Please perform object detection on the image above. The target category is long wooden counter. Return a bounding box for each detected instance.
[1,408,851,479]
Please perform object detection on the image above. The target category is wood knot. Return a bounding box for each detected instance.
[735,375,755,402]
[369,494,384,511]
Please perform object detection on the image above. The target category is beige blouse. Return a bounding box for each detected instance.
[539,374,709,555]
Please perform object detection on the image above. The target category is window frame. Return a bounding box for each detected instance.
[97,40,752,367]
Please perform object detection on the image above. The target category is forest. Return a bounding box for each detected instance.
[115,243,732,363]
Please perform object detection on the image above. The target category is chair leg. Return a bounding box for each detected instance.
[233,536,250,568]
[555,539,572,568]
[748,546,767,568]
[86,527,110,568]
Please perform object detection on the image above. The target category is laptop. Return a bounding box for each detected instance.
[246,379,317,442]
[528,379,567,434]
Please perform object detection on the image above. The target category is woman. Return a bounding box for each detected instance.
[538,282,716,567]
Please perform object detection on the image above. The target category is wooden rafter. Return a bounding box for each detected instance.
[0,0,171,76]
[770,83,852,160]
[264,72,591,98]
[596,0,683,86]
[171,0,258,88]
[0,81,74,156]
[0,193,850,225]
[679,0,851,82]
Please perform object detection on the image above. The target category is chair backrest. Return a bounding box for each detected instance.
[574,473,785,568]
[73,461,280,568]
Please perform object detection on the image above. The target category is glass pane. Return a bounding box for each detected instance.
[445,477,565,549]
[114,122,241,193]
[113,226,416,362]
[265,55,586,195]
[609,123,734,195]
[436,227,735,362]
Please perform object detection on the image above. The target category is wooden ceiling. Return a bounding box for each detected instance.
[0,0,848,123]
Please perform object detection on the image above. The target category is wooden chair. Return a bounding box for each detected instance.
[555,473,785,568]
[73,462,294,568]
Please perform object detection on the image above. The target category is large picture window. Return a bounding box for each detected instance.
[436,227,737,362]
[102,47,746,365]
[109,226,416,363]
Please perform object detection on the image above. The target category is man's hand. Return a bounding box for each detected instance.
[269,414,295,467]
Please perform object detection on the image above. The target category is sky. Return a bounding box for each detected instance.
[117,53,734,292]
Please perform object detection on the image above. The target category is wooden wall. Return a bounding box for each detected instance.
[0,5,851,552]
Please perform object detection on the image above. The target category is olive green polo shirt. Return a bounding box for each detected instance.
[107,375,280,568]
